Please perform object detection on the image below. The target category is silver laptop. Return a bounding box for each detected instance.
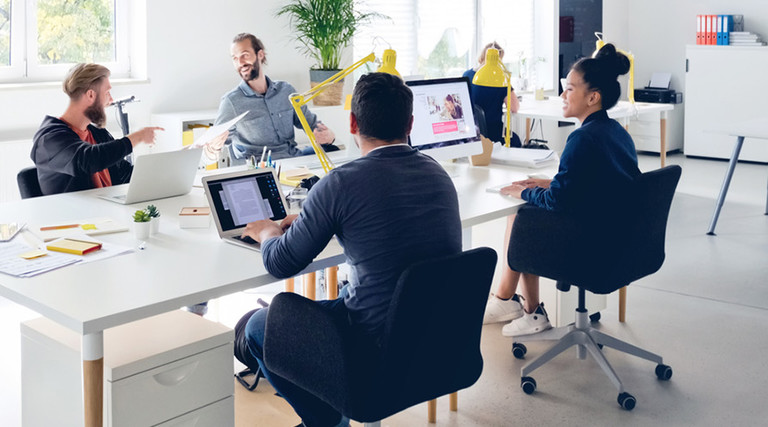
[99,148,203,204]
[202,168,289,251]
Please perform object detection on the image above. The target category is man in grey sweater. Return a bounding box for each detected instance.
[215,33,336,163]
[240,73,462,427]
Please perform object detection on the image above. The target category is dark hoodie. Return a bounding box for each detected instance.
[31,115,134,195]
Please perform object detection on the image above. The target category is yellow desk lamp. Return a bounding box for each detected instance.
[290,49,400,173]
[471,48,514,148]
[593,32,635,104]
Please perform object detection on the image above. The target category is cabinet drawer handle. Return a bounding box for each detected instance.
[152,361,199,386]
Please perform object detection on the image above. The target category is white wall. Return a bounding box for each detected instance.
[605,0,768,96]
[0,0,318,140]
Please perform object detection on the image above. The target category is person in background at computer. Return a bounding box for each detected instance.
[239,73,462,427]
[215,33,337,164]
[483,43,639,337]
[462,42,521,145]
[31,63,162,196]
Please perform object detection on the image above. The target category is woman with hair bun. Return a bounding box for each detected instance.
[483,43,642,337]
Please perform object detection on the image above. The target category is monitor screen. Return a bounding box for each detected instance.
[406,77,482,161]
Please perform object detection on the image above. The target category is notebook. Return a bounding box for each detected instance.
[99,148,203,204]
[202,168,289,251]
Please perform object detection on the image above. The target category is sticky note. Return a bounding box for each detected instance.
[81,224,97,230]
[19,250,48,260]
[344,94,352,110]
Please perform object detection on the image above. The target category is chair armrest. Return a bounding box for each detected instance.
[263,292,352,408]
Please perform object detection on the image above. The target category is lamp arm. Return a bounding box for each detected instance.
[289,52,378,173]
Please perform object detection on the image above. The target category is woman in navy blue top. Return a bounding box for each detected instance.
[483,44,640,337]
[462,42,520,144]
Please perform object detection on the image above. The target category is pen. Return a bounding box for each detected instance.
[277,164,281,180]
[40,224,80,231]
[260,146,267,164]
[267,150,272,167]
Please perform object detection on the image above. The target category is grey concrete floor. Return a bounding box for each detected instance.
[2,153,768,426]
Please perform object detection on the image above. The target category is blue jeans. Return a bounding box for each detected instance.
[244,290,350,427]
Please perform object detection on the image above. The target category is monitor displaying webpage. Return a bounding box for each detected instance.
[408,77,479,151]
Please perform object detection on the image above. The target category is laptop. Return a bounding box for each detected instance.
[99,148,203,204]
[202,168,289,251]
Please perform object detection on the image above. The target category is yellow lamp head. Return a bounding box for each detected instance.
[472,48,507,87]
[377,49,401,77]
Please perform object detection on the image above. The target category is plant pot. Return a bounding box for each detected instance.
[150,217,160,235]
[310,69,344,106]
[134,221,150,240]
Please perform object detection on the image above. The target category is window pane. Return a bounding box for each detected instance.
[480,0,535,89]
[416,0,474,78]
[37,0,115,64]
[0,0,10,66]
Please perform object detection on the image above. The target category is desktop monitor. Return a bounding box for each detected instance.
[406,77,483,162]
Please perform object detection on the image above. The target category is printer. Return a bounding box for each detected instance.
[634,72,683,104]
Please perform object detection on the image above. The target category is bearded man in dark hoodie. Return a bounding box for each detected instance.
[31,63,162,195]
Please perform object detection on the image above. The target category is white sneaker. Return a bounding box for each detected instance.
[483,294,524,324]
[502,303,551,337]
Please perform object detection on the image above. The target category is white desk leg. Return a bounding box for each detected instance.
[660,111,668,168]
[708,135,745,235]
[82,332,104,427]
[462,227,472,250]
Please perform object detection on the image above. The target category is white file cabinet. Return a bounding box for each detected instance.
[628,106,682,154]
[21,310,234,427]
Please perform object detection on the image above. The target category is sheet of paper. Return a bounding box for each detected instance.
[190,111,249,148]
[0,240,80,277]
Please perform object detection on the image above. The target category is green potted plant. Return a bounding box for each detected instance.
[146,204,161,235]
[276,0,385,105]
[132,209,151,240]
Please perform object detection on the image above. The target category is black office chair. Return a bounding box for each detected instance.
[507,165,682,410]
[472,104,489,138]
[17,166,43,199]
[263,247,497,426]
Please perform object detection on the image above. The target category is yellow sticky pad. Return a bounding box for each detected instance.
[81,224,97,230]
[19,250,48,260]
[344,94,352,110]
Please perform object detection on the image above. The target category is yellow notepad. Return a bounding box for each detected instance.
[46,238,102,255]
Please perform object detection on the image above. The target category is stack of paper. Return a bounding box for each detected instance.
[730,32,766,46]
[490,145,559,168]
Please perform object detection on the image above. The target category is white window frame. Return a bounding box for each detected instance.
[0,0,130,83]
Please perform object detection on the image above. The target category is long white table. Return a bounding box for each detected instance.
[0,160,535,426]
[514,96,674,167]
[706,119,768,235]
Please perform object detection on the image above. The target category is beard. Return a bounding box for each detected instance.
[240,60,260,82]
[85,94,107,128]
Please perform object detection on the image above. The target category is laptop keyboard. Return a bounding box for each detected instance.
[232,235,259,245]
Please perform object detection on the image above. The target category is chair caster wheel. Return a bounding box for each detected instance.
[589,312,601,322]
[655,364,673,380]
[512,342,527,359]
[617,392,636,410]
[521,376,537,394]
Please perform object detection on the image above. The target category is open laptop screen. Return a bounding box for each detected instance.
[206,170,287,232]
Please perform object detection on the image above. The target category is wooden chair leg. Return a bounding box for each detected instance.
[326,266,338,300]
[427,399,437,423]
[284,277,295,293]
[304,272,316,300]
[449,392,457,411]
[619,286,627,322]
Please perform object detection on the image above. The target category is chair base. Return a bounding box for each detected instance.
[512,308,671,409]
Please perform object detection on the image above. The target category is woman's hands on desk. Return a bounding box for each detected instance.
[242,214,299,243]
[499,178,552,199]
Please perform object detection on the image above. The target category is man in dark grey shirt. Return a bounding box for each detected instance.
[240,73,462,427]
[215,33,336,162]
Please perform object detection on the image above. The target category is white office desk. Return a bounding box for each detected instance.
[0,187,345,427]
[0,159,543,426]
[707,119,768,235]
[514,97,674,167]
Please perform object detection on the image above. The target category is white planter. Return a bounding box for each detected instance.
[150,217,160,235]
[134,221,150,240]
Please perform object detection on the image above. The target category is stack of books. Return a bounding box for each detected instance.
[729,31,766,46]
